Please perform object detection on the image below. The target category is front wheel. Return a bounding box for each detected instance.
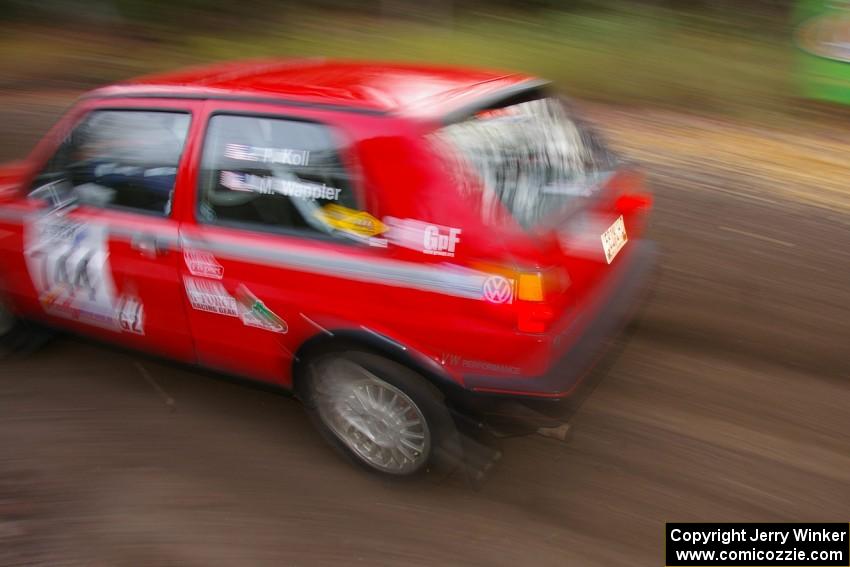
[304,351,454,477]
[0,299,24,358]
[0,300,16,348]
[0,298,51,358]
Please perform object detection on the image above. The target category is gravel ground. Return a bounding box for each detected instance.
[0,95,848,566]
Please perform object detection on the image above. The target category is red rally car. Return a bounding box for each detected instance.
[0,59,654,476]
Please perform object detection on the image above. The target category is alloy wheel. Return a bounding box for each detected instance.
[313,357,431,475]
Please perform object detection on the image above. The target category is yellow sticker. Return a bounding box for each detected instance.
[317,204,386,238]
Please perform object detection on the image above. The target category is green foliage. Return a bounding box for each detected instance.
[0,1,794,121]
[180,5,792,119]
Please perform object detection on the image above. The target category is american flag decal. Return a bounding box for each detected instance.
[219,171,251,192]
[224,144,259,161]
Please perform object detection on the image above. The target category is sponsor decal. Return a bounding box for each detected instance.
[383,217,462,257]
[183,276,238,317]
[316,204,386,238]
[219,171,341,201]
[440,353,462,366]
[482,275,514,304]
[423,225,462,257]
[240,309,286,333]
[224,144,310,167]
[184,248,223,279]
[462,359,521,374]
[440,353,520,375]
[235,285,287,334]
[24,216,144,334]
[183,277,287,334]
[116,295,144,335]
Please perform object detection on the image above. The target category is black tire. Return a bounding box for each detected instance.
[0,298,22,358]
[0,299,51,358]
[301,350,459,478]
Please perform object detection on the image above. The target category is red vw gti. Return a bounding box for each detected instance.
[0,60,655,476]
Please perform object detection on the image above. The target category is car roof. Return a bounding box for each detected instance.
[89,59,548,121]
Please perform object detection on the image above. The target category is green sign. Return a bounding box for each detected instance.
[795,0,850,103]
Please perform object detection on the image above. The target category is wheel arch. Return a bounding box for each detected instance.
[291,328,463,403]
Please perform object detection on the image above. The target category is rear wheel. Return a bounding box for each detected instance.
[304,351,453,477]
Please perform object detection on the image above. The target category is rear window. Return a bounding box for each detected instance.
[432,97,617,229]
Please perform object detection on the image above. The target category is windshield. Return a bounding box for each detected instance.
[432,97,617,229]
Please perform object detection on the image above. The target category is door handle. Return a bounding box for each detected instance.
[131,234,169,257]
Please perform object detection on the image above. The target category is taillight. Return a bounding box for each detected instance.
[517,272,544,302]
[515,268,569,333]
[615,192,653,238]
[473,261,569,333]
[615,192,653,215]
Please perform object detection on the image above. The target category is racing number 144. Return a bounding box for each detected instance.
[29,247,100,299]
[25,219,145,335]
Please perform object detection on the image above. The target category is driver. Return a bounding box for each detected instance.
[67,113,186,212]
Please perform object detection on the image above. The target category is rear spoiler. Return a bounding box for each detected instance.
[441,78,552,126]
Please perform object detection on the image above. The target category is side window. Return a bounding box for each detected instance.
[198,114,357,237]
[30,110,191,215]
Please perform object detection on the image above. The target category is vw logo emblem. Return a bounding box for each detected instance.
[482,276,513,304]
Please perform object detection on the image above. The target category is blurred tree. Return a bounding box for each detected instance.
[0,0,797,30]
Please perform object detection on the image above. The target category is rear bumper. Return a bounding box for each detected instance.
[462,240,657,399]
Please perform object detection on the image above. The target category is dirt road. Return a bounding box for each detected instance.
[1,97,848,566]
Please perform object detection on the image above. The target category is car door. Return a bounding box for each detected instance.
[17,103,200,362]
[178,106,383,385]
